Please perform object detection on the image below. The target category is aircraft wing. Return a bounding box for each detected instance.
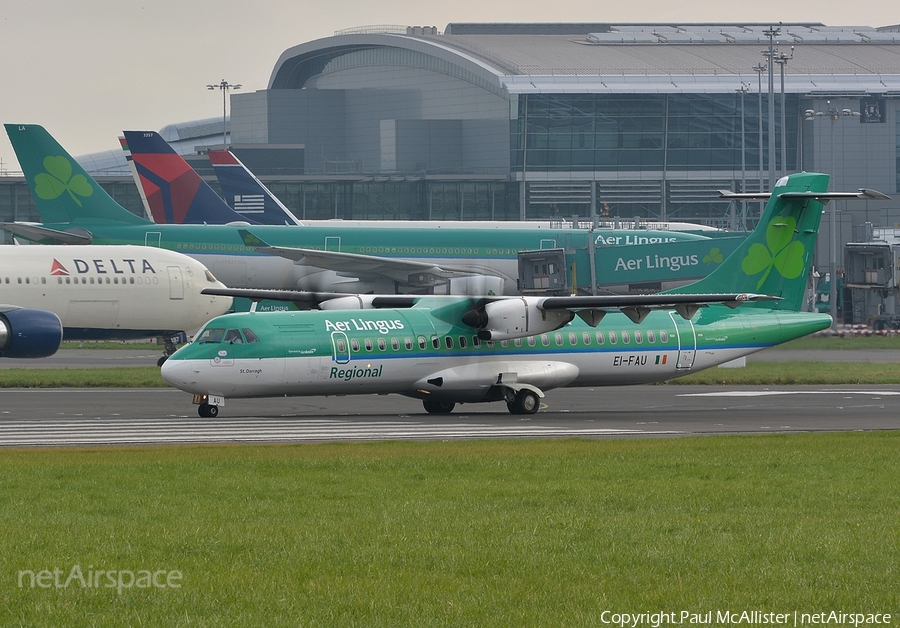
[718,189,890,203]
[201,288,777,324]
[238,229,484,280]
[0,222,93,245]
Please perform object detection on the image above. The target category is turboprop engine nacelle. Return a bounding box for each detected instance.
[318,295,382,311]
[461,297,574,342]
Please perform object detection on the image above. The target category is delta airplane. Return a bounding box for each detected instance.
[1,245,232,362]
[5,124,710,296]
[161,172,883,417]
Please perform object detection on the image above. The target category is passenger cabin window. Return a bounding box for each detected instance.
[660,330,669,343]
[635,331,643,344]
[351,339,360,352]
[391,338,400,351]
[648,331,656,343]
[405,338,413,350]
[583,332,591,345]
[622,331,630,344]
[596,332,604,344]
[609,332,618,344]
[365,339,373,351]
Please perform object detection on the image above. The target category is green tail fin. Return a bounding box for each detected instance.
[5,124,149,226]
[665,172,829,311]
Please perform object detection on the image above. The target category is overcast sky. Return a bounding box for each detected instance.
[2,0,898,172]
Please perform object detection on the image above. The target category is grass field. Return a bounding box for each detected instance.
[1,434,898,626]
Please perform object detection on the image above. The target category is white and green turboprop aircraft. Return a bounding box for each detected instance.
[5,124,711,297]
[161,172,886,417]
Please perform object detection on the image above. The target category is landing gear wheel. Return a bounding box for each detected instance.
[507,389,540,415]
[423,398,456,414]
[157,355,168,367]
[198,404,219,418]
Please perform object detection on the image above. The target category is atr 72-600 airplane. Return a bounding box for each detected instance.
[161,172,882,417]
[5,124,709,296]
[1,245,232,362]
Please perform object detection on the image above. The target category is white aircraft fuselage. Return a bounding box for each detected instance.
[0,245,233,339]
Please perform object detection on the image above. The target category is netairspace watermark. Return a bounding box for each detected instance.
[599,611,893,627]
[17,565,182,595]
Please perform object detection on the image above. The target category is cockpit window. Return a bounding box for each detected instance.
[223,329,244,344]
[242,328,260,344]
[198,327,226,343]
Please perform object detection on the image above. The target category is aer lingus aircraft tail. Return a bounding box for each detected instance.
[5,124,149,228]
[666,172,889,311]
[120,130,254,225]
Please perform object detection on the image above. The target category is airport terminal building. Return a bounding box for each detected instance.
[3,22,900,259]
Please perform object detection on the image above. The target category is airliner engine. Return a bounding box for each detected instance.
[0,307,64,358]
[461,297,574,341]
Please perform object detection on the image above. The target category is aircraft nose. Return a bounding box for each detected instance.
[160,358,195,391]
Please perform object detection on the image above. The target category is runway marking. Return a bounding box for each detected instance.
[0,416,682,448]
[680,390,900,397]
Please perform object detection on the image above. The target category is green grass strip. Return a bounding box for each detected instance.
[674,361,900,385]
[0,367,167,388]
[1,434,898,626]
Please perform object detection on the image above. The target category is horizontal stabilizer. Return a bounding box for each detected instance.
[718,188,891,203]
[0,222,92,245]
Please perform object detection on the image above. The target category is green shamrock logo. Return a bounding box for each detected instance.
[702,247,724,265]
[34,156,93,207]
[740,215,805,289]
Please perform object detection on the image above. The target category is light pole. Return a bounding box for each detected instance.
[736,83,750,229]
[804,101,861,327]
[753,63,766,221]
[207,79,242,147]
[774,48,793,177]
[762,26,780,191]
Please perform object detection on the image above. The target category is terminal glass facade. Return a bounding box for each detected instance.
[511,93,799,175]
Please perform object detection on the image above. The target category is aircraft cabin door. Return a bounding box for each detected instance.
[331,331,351,364]
[167,266,184,300]
[668,311,697,370]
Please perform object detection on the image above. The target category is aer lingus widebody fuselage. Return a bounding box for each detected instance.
[161,172,872,416]
[6,124,708,296]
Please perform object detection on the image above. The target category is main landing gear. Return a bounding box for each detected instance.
[507,389,540,415]
[422,398,456,414]
[421,388,542,415]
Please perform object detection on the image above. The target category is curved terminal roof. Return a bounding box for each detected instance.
[269,23,900,96]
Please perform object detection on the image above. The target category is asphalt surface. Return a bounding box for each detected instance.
[1,348,898,447]
[0,385,898,447]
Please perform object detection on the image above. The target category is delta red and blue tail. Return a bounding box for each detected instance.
[121,130,255,225]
